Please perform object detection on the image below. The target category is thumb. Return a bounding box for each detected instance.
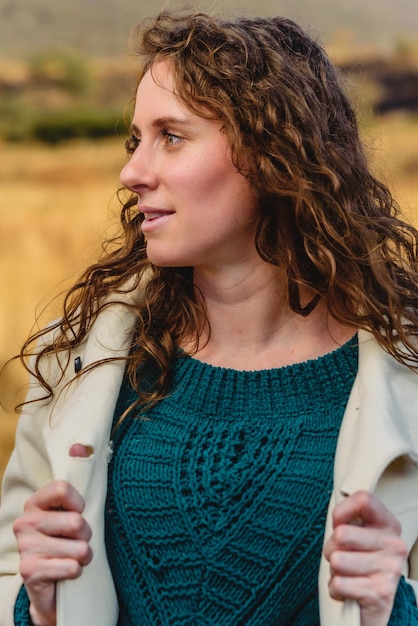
[69,443,94,458]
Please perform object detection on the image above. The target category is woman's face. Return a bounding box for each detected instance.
[120,60,258,271]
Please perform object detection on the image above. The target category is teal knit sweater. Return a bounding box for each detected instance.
[13,336,418,624]
[106,338,363,625]
[103,337,418,625]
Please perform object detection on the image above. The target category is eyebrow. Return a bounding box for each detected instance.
[131,116,192,134]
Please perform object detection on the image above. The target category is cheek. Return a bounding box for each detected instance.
[171,165,228,207]
[170,146,254,215]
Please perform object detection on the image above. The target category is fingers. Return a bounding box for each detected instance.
[324,521,405,560]
[328,572,400,615]
[13,481,92,552]
[331,491,402,534]
[19,531,93,576]
[323,491,408,626]
[13,481,93,626]
[22,480,86,515]
[15,516,93,561]
[20,552,89,584]
[19,508,92,541]
[327,527,407,576]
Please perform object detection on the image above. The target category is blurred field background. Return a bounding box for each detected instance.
[1,0,418,480]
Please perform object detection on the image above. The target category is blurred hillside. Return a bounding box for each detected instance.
[1,0,418,57]
[1,0,418,145]
[0,36,417,145]
[1,0,417,145]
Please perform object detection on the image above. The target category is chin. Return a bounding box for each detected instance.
[145,245,193,268]
[146,253,189,268]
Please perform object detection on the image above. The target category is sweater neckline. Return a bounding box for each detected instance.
[177,332,358,375]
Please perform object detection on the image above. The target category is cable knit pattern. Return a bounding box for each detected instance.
[105,338,359,625]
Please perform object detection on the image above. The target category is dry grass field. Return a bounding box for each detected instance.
[0,137,126,478]
[1,113,418,481]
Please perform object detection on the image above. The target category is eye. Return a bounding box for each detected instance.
[125,134,140,155]
[161,128,182,147]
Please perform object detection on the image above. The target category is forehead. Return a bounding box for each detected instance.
[133,60,221,132]
[136,60,179,107]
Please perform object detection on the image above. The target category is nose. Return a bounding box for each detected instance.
[120,146,158,192]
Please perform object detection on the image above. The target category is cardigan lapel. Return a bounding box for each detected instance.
[334,329,418,497]
[319,330,418,626]
[43,301,138,626]
[43,301,138,481]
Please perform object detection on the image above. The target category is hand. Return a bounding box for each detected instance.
[13,474,92,626]
[323,490,408,626]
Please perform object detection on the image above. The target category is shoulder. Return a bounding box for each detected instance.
[357,329,418,447]
[358,328,418,379]
[32,277,148,393]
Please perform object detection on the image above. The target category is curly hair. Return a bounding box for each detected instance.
[18,9,418,409]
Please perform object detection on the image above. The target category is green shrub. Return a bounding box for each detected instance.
[31,109,125,143]
[0,95,39,141]
[29,50,90,95]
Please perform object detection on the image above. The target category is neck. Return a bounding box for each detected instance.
[185,263,355,370]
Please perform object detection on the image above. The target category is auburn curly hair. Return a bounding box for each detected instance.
[18,10,418,409]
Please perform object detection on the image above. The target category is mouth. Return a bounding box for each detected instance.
[139,206,175,221]
[143,211,174,221]
[139,206,175,233]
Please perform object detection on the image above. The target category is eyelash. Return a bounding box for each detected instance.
[125,129,182,155]
[125,134,140,155]
[160,128,182,146]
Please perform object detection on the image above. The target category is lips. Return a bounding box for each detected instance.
[139,206,175,233]
[143,211,172,221]
[139,206,174,221]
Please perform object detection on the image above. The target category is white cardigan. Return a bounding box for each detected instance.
[1,301,418,626]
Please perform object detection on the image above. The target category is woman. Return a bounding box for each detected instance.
[1,10,418,626]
